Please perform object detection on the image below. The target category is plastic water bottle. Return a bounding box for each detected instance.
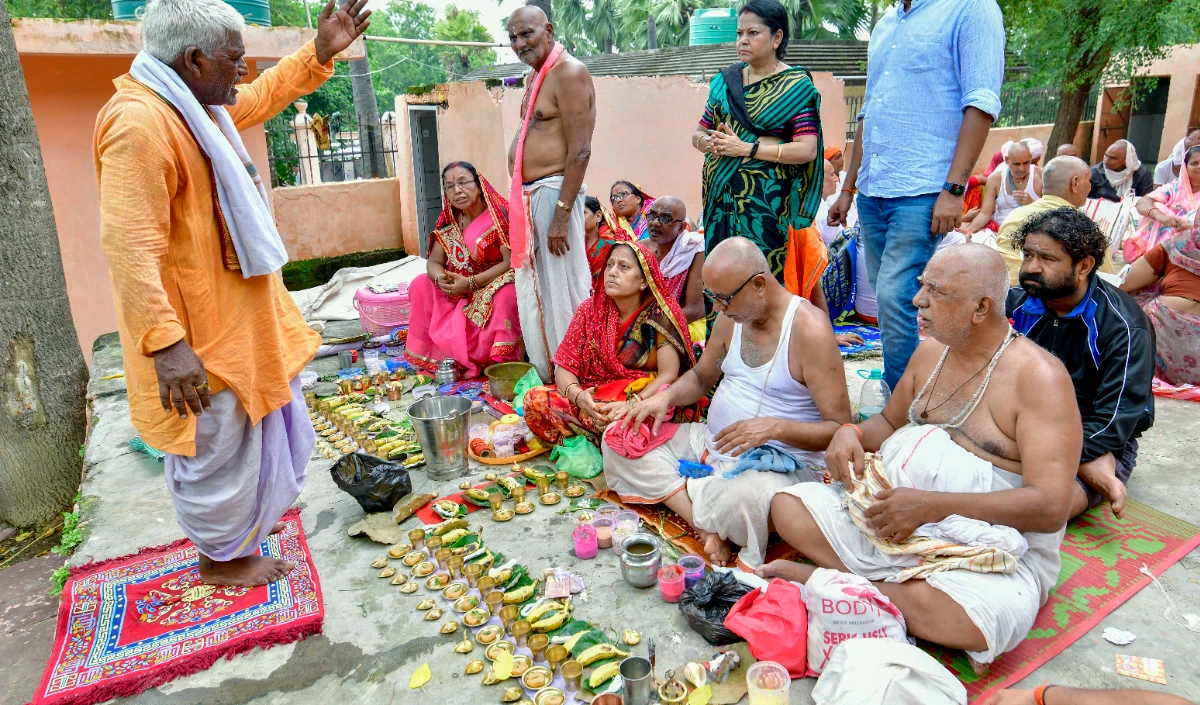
[857,369,890,422]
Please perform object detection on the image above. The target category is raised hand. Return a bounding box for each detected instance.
[315,0,372,65]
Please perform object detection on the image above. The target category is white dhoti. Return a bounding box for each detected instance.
[602,422,824,569]
[164,376,313,561]
[514,175,592,380]
[780,425,1064,664]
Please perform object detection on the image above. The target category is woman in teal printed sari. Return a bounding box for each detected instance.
[693,0,823,284]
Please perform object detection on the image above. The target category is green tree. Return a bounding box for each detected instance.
[0,0,90,526]
[1000,0,1200,155]
[6,0,110,18]
[432,4,498,79]
[777,0,868,40]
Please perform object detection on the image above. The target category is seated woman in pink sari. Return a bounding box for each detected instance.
[1127,146,1200,262]
[406,162,522,377]
[524,242,702,445]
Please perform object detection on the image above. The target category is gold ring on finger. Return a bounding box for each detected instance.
[196,381,210,390]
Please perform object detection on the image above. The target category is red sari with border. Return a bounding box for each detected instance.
[405,175,522,378]
[524,242,703,444]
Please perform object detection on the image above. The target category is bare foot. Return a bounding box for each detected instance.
[1078,462,1127,518]
[968,655,991,677]
[199,555,296,587]
[756,559,816,584]
[270,522,287,535]
[701,532,732,567]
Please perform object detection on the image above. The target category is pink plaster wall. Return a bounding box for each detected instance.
[402,73,846,236]
[273,179,404,260]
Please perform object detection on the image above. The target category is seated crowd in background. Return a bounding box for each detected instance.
[1122,145,1200,386]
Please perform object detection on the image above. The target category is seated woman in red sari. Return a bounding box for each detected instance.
[406,162,522,378]
[524,242,701,445]
[583,196,633,282]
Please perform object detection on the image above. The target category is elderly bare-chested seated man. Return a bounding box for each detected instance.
[605,237,851,569]
[761,244,1081,671]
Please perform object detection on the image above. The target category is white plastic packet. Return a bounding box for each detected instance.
[804,568,908,676]
[812,639,966,705]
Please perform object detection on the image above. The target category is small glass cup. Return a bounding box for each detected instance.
[561,660,583,693]
[511,485,526,504]
[596,503,620,521]
[477,575,496,595]
[408,528,426,550]
[499,604,519,629]
[486,591,507,616]
[434,547,452,570]
[511,619,531,647]
[463,562,483,587]
[446,554,464,579]
[546,645,569,675]
[593,517,615,549]
[425,535,444,553]
[528,633,549,663]
[487,492,503,512]
[554,470,569,490]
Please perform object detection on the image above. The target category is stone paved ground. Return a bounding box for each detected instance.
[2,327,1197,705]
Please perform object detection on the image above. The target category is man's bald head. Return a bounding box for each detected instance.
[1006,141,1031,162]
[1056,143,1079,158]
[926,244,1011,316]
[707,237,768,282]
[1104,140,1130,172]
[646,196,686,244]
[1041,156,1091,207]
[508,5,554,68]
[655,195,686,220]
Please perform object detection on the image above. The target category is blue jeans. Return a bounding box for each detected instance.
[857,193,942,391]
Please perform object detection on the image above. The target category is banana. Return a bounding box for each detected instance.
[521,466,548,483]
[432,518,468,536]
[440,528,469,545]
[563,629,592,654]
[577,644,629,667]
[588,661,622,689]
[503,581,537,604]
[465,488,491,503]
[497,476,521,493]
[531,609,570,633]
[522,600,566,623]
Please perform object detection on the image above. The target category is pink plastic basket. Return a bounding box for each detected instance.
[353,283,410,336]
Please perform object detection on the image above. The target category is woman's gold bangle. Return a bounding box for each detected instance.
[776,144,783,162]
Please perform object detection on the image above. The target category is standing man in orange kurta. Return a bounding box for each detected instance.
[95,0,369,586]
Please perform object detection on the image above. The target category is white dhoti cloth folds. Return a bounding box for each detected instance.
[514,175,592,379]
[164,376,313,561]
[780,424,1064,664]
[602,423,823,569]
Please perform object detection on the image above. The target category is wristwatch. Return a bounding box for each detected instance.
[942,181,966,197]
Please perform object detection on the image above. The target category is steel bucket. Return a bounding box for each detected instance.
[407,395,472,480]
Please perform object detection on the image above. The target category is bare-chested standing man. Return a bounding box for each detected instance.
[763,244,1081,670]
[506,5,595,379]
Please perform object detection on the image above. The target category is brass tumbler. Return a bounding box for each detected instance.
[561,660,584,693]
[554,470,569,490]
[510,619,531,647]
[498,603,518,628]
[546,645,569,675]
[527,634,549,663]
[463,562,483,587]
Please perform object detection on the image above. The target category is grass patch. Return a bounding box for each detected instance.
[48,494,84,594]
[281,247,407,291]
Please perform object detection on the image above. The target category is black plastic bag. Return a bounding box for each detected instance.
[678,570,753,645]
[331,452,412,513]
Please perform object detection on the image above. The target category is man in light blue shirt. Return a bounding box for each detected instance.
[829,0,1005,391]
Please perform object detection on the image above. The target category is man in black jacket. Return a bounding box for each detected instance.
[1006,208,1155,518]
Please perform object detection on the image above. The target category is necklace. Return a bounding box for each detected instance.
[920,328,1017,421]
[743,60,782,84]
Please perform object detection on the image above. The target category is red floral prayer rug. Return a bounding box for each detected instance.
[28,508,322,705]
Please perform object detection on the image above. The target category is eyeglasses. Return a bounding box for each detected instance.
[443,179,477,193]
[645,212,681,225]
[703,271,764,306]
[610,191,634,202]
